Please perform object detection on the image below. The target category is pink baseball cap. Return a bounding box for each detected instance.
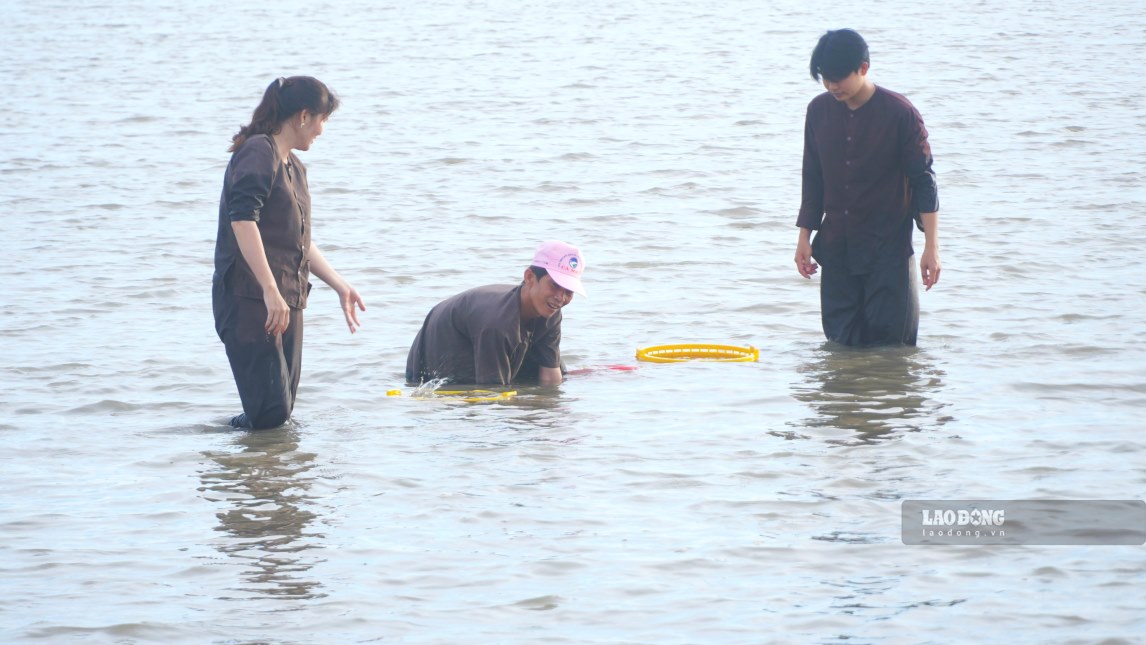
[531,240,587,297]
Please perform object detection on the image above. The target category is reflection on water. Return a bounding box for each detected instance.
[198,427,326,600]
[428,387,575,447]
[791,344,950,444]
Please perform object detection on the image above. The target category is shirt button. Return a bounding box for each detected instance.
[844,210,849,215]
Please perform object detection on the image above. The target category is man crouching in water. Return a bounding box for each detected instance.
[405,241,587,386]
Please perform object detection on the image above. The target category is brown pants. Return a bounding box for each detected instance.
[213,285,303,429]
[820,256,919,347]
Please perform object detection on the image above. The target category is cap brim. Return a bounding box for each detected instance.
[549,272,587,297]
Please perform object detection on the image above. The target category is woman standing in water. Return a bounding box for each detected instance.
[213,76,365,429]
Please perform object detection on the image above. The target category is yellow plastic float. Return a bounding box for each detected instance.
[434,390,517,403]
[635,343,759,363]
[386,389,517,403]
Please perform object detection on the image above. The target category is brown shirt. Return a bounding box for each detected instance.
[406,284,562,386]
[797,86,939,274]
[213,134,312,308]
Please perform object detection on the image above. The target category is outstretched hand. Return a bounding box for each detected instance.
[338,284,366,333]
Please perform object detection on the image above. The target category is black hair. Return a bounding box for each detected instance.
[528,266,549,280]
[229,76,340,152]
[809,29,870,82]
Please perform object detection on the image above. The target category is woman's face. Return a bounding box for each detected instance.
[294,112,327,151]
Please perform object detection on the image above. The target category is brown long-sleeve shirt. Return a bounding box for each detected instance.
[406,284,562,386]
[797,86,939,274]
[213,134,313,308]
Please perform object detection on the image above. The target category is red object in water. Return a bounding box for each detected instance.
[566,364,638,376]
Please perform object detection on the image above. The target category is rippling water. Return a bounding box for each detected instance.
[4,0,1146,642]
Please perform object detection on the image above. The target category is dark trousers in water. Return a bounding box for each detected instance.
[820,256,919,346]
[213,286,304,429]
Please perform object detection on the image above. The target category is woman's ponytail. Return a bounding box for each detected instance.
[229,76,338,152]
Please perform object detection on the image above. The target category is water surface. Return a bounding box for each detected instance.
[3,0,1145,642]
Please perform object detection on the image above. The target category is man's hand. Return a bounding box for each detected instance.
[795,230,818,279]
[538,366,563,385]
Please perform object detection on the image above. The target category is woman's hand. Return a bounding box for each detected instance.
[337,283,366,334]
[263,287,291,335]
[307,242,366,334]
[920,246,941,291]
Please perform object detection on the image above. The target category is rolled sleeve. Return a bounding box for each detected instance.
[902,110,940,215]
[227,137,277,222]
[909,167,939,215]
[530,319,561,370]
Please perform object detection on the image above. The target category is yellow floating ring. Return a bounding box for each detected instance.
[636,343,759,363]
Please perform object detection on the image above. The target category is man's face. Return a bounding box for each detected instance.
[523,270,573,319]
[822,62,869,104]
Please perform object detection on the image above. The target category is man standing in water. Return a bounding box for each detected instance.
[405,241,586,386]
[794,29,941,346]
